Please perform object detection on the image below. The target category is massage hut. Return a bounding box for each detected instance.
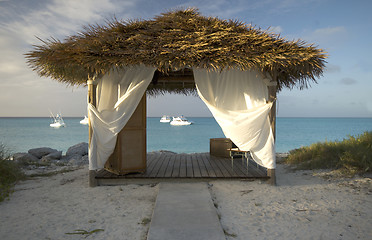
[26,9,326,186]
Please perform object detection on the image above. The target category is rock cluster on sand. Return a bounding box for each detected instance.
[12,142,89,175]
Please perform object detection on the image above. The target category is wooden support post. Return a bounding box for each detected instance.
[88,79,98,187]
[267,78,277,186]
[267,169,276,185]
[89,170,97,187]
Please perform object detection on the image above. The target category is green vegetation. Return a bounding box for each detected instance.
[0,144,25,202]
[223,229,237,238]
[140,217,151,225]
[65,229,104,236]
[284,131,372,176]
[27,167,77,178]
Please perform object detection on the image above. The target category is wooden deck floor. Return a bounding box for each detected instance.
[96,152,268,184]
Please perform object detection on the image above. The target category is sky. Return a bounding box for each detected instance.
[0,0,371,118]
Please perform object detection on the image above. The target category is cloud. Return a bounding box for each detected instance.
[176,0,251,19]
[325,64,341,73]
[45,0,117,22]
[312,26,346,36]
[0,0,139,116]
[176,0,290,20]
[340,77,357,85]
[0,0,128,76]
[269,26,283,34]
[3,0,132,44]
[0,0,138,70]
[367,101,372,113]
[302,26,348,48]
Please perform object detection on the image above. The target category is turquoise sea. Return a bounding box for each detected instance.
[0,117,371,154]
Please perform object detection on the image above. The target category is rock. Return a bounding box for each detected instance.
[66,142,88,157]
[13,152,39,163]
[60,178,75,185]
[40,157,49,163]
[81,155,88,164]
[68,154,88,166]
[159,150,177,154]
[28,147,58,159]
[40,151,62,162]
[48,150,62,159]
[66,154,81,162]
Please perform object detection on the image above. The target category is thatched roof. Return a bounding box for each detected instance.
[26,8,327,93]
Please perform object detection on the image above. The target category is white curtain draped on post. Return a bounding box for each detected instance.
[193,68,276,169]
[88,65,156,170]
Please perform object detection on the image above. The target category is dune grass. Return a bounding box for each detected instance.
[0,144,25,202]
[284,131,372,176]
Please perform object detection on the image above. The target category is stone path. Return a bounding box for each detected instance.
[147,182,226,240]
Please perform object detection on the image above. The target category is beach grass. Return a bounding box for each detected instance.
[284,131,372,176]
[0,144,25,202]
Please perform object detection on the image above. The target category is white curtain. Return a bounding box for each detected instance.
[88,65,156,170]
[193,68,276,169]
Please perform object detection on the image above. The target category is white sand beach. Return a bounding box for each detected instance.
[211,163,372,240]
[0,155,371,240]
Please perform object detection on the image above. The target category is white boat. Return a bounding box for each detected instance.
[170,116,193,126]
[160,115,171,123]
[50,113,66,128]
[80,116,89,125]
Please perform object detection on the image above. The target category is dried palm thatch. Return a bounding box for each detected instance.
[26,8,327,94]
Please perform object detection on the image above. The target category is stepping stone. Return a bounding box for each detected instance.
[147,182,225,240]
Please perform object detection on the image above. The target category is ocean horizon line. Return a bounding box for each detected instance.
[1,116,371,119]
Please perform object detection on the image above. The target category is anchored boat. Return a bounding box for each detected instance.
[170,116,193,126]
[49,112,66,128]
[80,116,89,125]
[160,115,171,123]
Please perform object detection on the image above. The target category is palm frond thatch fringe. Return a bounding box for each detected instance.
[25,8,327,94]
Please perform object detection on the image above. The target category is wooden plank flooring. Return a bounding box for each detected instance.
[96,152,268,182]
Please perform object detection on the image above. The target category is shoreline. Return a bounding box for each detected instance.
[2,117,372,155]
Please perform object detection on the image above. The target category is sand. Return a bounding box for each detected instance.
[210,164,372,240]
[0,165,158,240]
[0,156,371,240]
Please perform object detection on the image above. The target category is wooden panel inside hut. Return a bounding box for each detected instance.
[104,94,147,175]
[103,69,196,175]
